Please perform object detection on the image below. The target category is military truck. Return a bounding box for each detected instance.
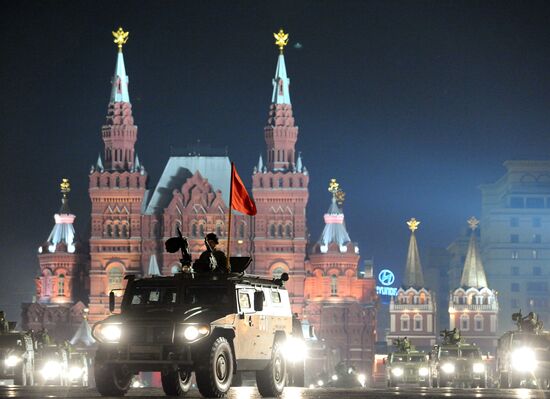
[430,329,487,388]
[93,232,294,397]
[0,327,35,386]
[496,311,550,388]
[385,338,431,387]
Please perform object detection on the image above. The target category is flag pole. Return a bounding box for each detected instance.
[226,163,234,272]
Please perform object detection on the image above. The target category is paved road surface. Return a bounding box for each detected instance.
[1,386,550,399]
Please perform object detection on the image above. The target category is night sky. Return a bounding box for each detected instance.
[1,1,550,322]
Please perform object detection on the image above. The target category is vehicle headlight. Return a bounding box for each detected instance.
[317,379,324,386]
[331,374,338,381]
[69,366,83,380]
[419,367,429,377]
[4,355,21,367]
[41,360,61,380]
[441,363,455,374]
[511,347,537,373]
[473,363,485,373]
[283,337,307,363]
[357,373,367,387]
[92,322,122,343]
[182,324,210,342]
[391,367,404,377]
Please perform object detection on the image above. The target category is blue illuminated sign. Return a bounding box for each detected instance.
[376,268,397,297]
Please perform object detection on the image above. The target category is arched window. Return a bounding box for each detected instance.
[278,224,283,238]
[285,224,292,238]
[121,223,128,238]
[57,274,65,296]
[414,314,423,331]
[199,224,205,238]
[272,267,285,278]
[239,223,245,239]
[279,178,283,187]
[474,315,484,331]
[114,224,120,238]
[259,178,263,188]
[269,224,276,238]
[106,223,112,238]
[460,314,470,331]
[215,221,223,237]
[330,274,338,296]
[191,224,197,237]
[108,267,123,292]
[400,314,410,331]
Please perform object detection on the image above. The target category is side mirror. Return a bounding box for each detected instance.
[254,291,264,312]
[109,291,115,313]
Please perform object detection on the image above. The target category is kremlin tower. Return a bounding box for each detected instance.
[87,28,147,323]
[251,30,309,316]
[304,179,377,375]
[22,179,88,341]
[448,217,498,352]
[387,218,437,349]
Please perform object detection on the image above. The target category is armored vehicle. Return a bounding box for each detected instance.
[0,329,35,386]
[496,311,550,388]
[92,249,293,398]
[430,329,487,388]
[68,352,89,387]
[385,338,430,387]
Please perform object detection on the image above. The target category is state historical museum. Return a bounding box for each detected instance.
[22,29,377,376]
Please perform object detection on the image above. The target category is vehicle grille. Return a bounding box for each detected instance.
[123,324,174,344]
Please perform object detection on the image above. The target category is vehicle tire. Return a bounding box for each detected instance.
[256,340,287,397]
[161,369,192,396]
[14,364,27,386]
[195,337,234,398]
[94,361,132,396]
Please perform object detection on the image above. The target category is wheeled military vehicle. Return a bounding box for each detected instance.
[34,344,70,386]
[385,338,430,387]
[68,352,89,387]
[496,311,550,388]
[93,232,293,397]
[0,328,35,386]
[430,329,487,388]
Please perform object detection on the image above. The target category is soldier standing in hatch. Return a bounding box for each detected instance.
[0,311,9,333]
[198,233,229,273]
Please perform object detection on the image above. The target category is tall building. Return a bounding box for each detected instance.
[304,179,377,375]
[22,179,88,341]
[251,29,309,316]
[448,217,498,353]
[480,160,550,332]
[387,219,437,350]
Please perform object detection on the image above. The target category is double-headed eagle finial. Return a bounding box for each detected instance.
[273,29,289,53]
[112,27,129,51]
[328,178,346,206]
[467,216,479,231]
[407,218,420,233]
[60,178,70,197]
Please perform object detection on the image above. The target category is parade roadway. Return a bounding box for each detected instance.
[1,386,550,399]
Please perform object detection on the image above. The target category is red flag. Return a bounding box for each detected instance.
[230,163,257,216]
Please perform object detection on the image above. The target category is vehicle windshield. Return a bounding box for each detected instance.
[440,348,459,357]
[513,334,550,349]
[0,335,22,347]
[408,355,426,362]
[129,285,178,306]
[461,348,481,358]
[184,286,231,305]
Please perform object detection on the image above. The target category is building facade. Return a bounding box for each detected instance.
[480,160,550,332]
[448,217,498,353]
[387,219,437,350]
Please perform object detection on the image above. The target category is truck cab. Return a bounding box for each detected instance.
[0,332,35,386]
[93,272,293,397]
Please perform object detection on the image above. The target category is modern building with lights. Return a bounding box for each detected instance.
[480,160,550,333]
[386,219,437,350]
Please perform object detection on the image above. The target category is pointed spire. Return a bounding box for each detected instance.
[110,28,130,103]
[296,152,303,172]
[404,218,425,288]
[42,179,76,254]
[271,29,291,105]
[460,217,488,288]
[319,179,351,253]
[257,155,263,172]
[70,317,95,347]
[134,153,141,169]
[96,154,104,172]
[148,254,161,276]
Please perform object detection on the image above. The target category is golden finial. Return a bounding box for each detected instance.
[328,178,339,194]
[407,218,420,232]
[60,178,71,195]
[335,190,346,206]
[467,216,479,231]
[112,27,129,51]
[273,29,289,53]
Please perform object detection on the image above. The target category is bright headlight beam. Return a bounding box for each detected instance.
[283,337,307,363]
[419,367,429,376]
[4,355,20,367]
[41,360,61,380]
[511,347,537,373]
[441,363,455,374]
[391,367,404,377]
[472,363,485,373]
[184,326,199,341]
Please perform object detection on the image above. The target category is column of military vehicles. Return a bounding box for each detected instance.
[0,320,90,387]
[385,311,550,389]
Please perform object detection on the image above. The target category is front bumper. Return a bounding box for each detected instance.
[97,343,194,371]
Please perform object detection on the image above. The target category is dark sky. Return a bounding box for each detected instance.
[1,1,550,321]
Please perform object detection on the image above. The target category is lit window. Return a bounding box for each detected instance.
[474,316,483,331]
[400,315,410,331]
[330,274,338,296]
[461,315,469,331]
[57,275,65,296]
[414,315,422,331]
[108,267,123,292]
